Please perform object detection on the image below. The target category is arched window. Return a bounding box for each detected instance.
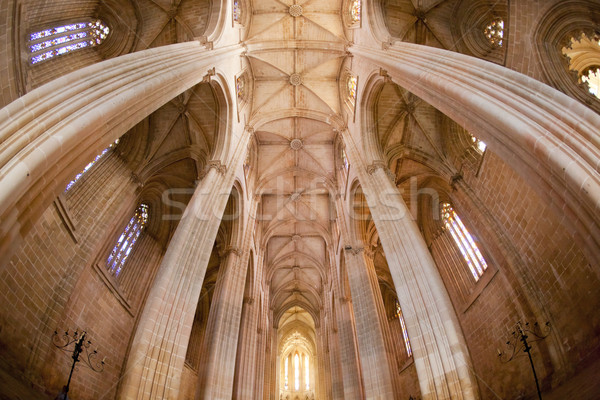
[341,148,349,171]
[441,203,487,281]
[304,354,310,390]
[65,139,119,191]
[562,34,600,100]
[350,0,361,23]
[236,74,246,102]
[471,135,487,153]
[395,301,412,357]
[107,203,149,277]
[284,356,289,390]
[294,353,300,391]
[347,75,357,105]
[484,18,504,47]
[29,20,110,64]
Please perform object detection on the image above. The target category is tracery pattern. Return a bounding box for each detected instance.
[107,203,149,277]
[441,203,488,281]
[484,18,504,47]
[29,20,110,64]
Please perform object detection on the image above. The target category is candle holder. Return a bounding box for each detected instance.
[52,329,105,399]
[497,321,551,400]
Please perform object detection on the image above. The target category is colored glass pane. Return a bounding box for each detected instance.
[65,139,119,192]
[395,301,412,357]
[351,0,361,23]
[107,203,149,276]
[294,354,300,390]
[347,75,357,103]
[305,354,309,389]
[484,18,504,47]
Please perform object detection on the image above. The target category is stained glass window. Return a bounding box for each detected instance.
[350,0,361,23]
[582,67,600,98]
[441,203,487,281]
[107,203,149,277]
[65,139,119,191]
[294,354,300,391]
[236,75,245,102]
[395,301,412,357]
[341,148,349,171]
[347,75,357,104]
[305,354,310,390]
[29,20,110,65]
[233,0,241,23]
[484,18,504,47]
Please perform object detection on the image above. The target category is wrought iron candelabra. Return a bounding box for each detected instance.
[52,329,105,399]
[497,321,551,400]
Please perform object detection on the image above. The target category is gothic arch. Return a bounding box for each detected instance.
[534,0,600,114]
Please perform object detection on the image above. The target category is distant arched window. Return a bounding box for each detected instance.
[471,135,487,153]
[29,20,110,64]
[65,139,119,191]
[107,203,149,277]
[284,356,289,390]
[294,353,300,390]
[350,0,361,23]
[395,301,412,357]
[441,203,487,281]
[304,354,310,389]
[484,18,504,47]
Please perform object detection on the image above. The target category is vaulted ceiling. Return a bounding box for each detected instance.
[244,0,347,320]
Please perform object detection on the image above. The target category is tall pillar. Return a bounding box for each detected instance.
[331,268,363,399]
[117,130,250,399]
[342,245,396,398]
[355,160,479,400]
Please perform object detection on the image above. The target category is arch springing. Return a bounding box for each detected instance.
[29,20,110,64]
[107,203,149,276]
[441,203,487,281]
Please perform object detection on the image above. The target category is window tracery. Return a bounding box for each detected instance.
[471,135,487,153]
[441,203,487,281]
[29,20,110,64]
[107,203,149,277]
[65,139,119,191]
[484,18,504,47]
[305,354,310,390]
[562,34,600,99]
[236,75,246,102]
[233,0,242,23]
[395,301,412,357]
[294,353,300,391]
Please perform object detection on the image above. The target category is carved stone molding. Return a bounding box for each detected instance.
[207,160,227,175]
[219,246,241,258]
[203,67,216,83]
[243,296,254,304]
[366,161,396,184]
[289,4,303,17]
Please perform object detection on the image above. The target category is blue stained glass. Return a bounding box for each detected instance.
[65,139,118,191]
[107,203,149,277]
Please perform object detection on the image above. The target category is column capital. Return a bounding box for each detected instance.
[203,67,215,83]
[219,245,241,258]
[366,161,396,184]
[207,160,227,175]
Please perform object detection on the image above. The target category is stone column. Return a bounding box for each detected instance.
[331,270,363,399]
[356,160,478,400]
[117,130,250,398]
[342,245,396,398]
[0,42,242,265]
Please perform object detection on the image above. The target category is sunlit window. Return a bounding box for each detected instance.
[395,301,412,357]
[441,203,487,281]
[471,135,487,153]
[305,354,310,390]
[65,139,119,191]
[350,0,361,23]
[294,354,300,391]
[347,75,357,104]
[284,356,289,390]
[484,18,504,47]
[236,75,245,102]
[107,203,149,277]
[29,20,110,64]
[341,148,349,171]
